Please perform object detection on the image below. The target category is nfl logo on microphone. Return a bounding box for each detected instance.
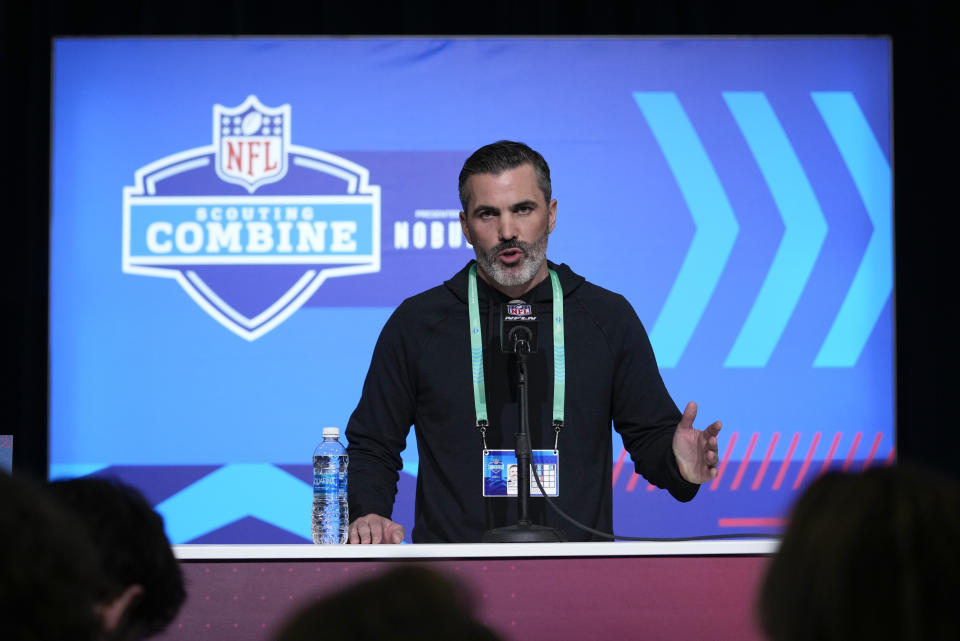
[507,303,533,317]
[122,96,381,340]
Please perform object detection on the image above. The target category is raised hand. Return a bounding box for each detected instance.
[671,401,722,485]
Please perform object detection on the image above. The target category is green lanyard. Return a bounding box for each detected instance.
[468,263,565,451]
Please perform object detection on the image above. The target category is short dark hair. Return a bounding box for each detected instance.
[1,472,105,641]
[48,477,186,638]
[274,565,501,641]
[458,140,552,211]
[757,465,960,641]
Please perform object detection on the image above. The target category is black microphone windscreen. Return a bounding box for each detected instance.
[500,300,539,353]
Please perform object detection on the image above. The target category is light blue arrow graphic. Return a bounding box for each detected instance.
[156,463,312,543]
[402,429,419,476]
[48,463,110,480]
[634,92,739,367]
[723,92,828,367]
[811,92,892,367]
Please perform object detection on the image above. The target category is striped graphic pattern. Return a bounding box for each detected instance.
[614,430,894,493]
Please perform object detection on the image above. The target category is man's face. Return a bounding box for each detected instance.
[459,164,557,292]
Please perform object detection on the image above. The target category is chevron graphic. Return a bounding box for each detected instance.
[811,92,893,367]
[634,92,739,367]
[155,463,312,543]
[723,92,828,367]
[402,429,419,476]
[49,463,110,480]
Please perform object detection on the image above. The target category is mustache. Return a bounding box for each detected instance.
[490,239,529,255]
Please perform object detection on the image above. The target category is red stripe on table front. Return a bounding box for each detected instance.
[817,432,842,476]
[752,433,780,490]
[611,448,627,487]
[841,432,863,472]
[646,482,656,491]
[772,433,800,490]
[718,517,785,528]
[792,432,821,490]
[885,445,896,465]
[626,471,641,492]
[710,432,739,490]
[861,432,883,471]
[730,433,758,491]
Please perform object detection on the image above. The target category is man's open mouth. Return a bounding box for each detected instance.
[498,248,524,265]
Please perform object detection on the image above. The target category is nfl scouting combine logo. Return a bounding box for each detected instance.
[122,95,381,340]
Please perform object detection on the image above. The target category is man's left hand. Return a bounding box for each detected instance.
[672,401,722,485]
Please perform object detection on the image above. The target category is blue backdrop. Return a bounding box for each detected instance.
[50,37,892,542]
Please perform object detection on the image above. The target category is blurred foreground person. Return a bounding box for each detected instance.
[48,477,186,641]
[0,471,104,640]
[273,565,501,641]
[757,464,960,641]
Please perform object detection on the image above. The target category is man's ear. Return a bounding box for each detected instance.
[97,584,145,633]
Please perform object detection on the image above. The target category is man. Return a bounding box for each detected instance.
[1,471,104,641]
[507,464,518,491]
[272,566,500,641]
[346,141,720,543]
[757,464,960,641]
[47,477,186,640]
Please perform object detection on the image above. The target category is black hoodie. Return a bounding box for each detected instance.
[346,260,698,542]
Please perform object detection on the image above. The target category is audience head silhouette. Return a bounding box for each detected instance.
[757,464,960,641]
[47,477,186,640]
[273,565,501,641]
[1,471,105,640]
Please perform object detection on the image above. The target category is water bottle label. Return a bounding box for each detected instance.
[313,471,338,492]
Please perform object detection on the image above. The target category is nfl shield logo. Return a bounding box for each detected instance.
[507,303,532,316]
[123,95,381,341]
[214,95,290,192]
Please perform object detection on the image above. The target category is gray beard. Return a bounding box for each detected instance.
[473,232,549,289]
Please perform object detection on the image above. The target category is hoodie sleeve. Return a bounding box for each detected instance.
[608,295,700,502]
[345,303,417,522]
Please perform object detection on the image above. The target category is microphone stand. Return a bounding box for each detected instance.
[482,331,566,543]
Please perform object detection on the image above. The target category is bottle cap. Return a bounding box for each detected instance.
[322,427,340,439]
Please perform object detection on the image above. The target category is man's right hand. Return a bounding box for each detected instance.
[348,514,405,544]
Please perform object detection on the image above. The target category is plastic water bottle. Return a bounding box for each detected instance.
[312,427,349,544]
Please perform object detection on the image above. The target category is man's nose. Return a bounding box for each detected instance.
[498,213,517,241]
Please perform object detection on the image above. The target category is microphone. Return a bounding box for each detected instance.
[501,300,539,354]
